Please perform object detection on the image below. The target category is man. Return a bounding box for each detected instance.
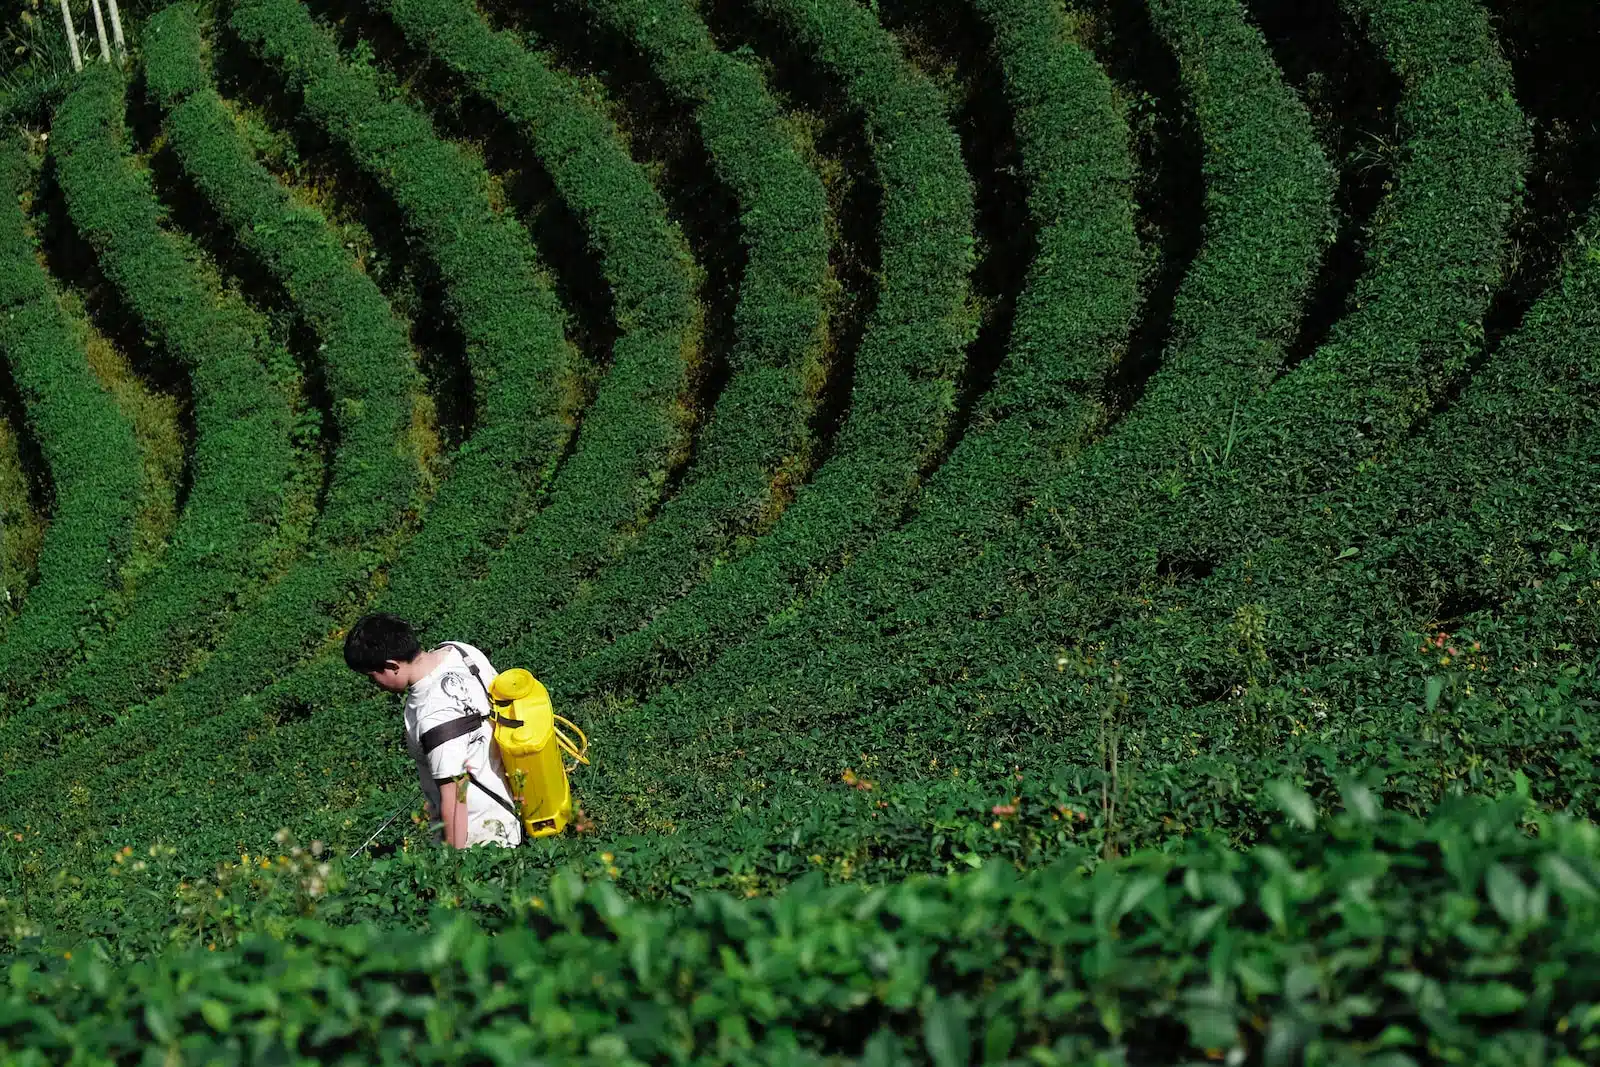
[343,613,522,848]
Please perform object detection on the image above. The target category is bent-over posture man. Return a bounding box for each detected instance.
[343,613,522,848]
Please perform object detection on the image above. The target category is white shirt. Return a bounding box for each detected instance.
[403,642,522,848]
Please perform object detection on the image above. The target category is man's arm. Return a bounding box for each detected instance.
[438,776,470,848]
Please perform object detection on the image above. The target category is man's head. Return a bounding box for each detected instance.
[344,613,423,692]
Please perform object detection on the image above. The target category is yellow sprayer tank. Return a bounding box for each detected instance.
[488,668,577,838]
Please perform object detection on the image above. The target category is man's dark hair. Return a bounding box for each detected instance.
[344,613,422,673]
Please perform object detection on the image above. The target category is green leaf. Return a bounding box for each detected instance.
[1341,779,1381,822]
[1269,781,1316,830]
[1540,855,1598,900]
[923,995,970,1067]
[199,999,232,1032]
[1449,981,1526,1016]
[1182,1004,1237,1049]
[982,1014,1017,1062]
[1486,864,1528,925]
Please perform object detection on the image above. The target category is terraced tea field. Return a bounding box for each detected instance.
[0,0,1598,1060]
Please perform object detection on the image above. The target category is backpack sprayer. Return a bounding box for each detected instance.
[486,668,590,838]
[350,663,589,857]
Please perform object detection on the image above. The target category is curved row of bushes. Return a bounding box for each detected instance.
[0,139,142,692]
[32,64,297,720]
[591,0,1337,818]
[625,0,1532,828]
[1098,200,1600,754]
[6,798,1597,1065]
[895,0,1534,746]
[554,0,977,694]
[148,3,422,550]
[511,0,832,676]
[0,0,589,829]
[39,4,425,758]
[33,0,975,854]
[781,201,1600,865]
[146,0,709,805]
[371,0,703,658]
[230,0,581,635]
[563,0,1140,701]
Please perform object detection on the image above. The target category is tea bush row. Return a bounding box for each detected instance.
[0,0,585,795]
[97,0,704,794]
[579,0,1330,704]
[55,0,1309,848]
[372,0,705,657]
[840,0,1534,759]
[35,64,297,717]
[80,0,980,845]
[594,0,1335,812]
[549,0,978,692]
[7,797,1599,1065]
[842,167,1587,843]
[8,617,1596,953]
[512,0,832,675]
[230,0,581,634]
[555,0,1139,698]
[1067,203,1600,757]
[17,3,428,765]
[0,140,141,693]
[640,0,1529,808]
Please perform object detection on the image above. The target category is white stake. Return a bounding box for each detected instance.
[88,0,111,63]
[104,0,126,63]
[57,0,83,72]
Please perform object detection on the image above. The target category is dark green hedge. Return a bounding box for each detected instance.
[585,0,1334,815]
[44,0,975,857]
[0,0,586,821]
[565,0,1141,707]
[552,0,978,691]
[35,63,297,716]
[6,798,1598,1065]
[230,0,581,634]
[372,0,704,660]
[21,2,427,766]
[0,140,141,693]
[849,0,1534,760]
[1085,200,1600,761]
[511,0,832,676]
[612,0,1531,832]
[131,0,703,820]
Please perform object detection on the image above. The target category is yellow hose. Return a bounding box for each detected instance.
[555,715,589,770]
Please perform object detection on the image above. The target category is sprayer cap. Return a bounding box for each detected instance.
[489,667,536,701]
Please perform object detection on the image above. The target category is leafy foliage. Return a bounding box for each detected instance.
[7,798,1600,1064]
[230,0,581,632]
[373,0,704,657]
[560,0,979,691]
[34,62,297,715]
[511,0,833,676]
[0,137,141,692]
[0,0,1594,1057]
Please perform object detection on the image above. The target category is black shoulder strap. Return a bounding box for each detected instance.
[466,771,521,823]
[419,712,487,755]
